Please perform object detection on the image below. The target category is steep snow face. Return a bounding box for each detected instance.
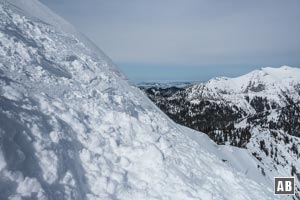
[0,0,277,200]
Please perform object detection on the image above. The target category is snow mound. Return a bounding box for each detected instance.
[0,0,276,199]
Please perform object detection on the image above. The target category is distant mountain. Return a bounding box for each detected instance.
[0,0,278,199]
[137,81,198,89]
[141,66,300,199]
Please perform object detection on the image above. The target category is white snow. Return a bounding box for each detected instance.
[0,0,279,199]
[186,66,300,113]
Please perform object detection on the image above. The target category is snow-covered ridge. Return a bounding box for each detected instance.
[186,66,300,112]
[140,66,300,199]
[4,0,125,79]
[201,66,300,94]
[0,0,277,199]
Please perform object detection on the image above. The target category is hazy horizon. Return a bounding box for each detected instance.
[40,0,300,82]
[119,64,300,83]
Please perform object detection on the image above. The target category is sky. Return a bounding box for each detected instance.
[40,0,300,82]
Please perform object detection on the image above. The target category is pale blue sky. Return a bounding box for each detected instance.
[40,0,300,82]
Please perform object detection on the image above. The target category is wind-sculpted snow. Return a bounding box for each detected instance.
[0,0,277,199]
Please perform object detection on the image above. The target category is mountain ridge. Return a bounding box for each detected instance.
[141,66,300,199]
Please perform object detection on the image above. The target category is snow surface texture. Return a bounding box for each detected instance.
[0,0,278,199]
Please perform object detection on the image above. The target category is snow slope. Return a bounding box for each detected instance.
[0,0,277,199]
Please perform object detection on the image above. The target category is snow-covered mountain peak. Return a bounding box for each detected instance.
[187,66,300,103]
[141,66,300,199]
[0,0,278,199]
[260,66,300,82]
[184,66,300,114]
[204,66,300,94]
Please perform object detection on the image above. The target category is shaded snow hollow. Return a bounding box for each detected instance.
[0,0,277,199]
